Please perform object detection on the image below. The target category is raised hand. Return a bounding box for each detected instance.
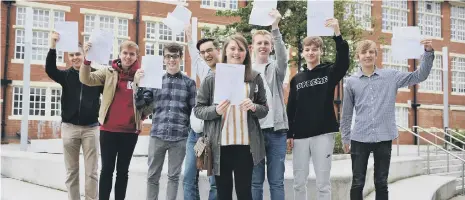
[50,31,60,49]
[134,69,145,84]
[420,39,433,52]
[325,18,341,36]
[239,98,256,112]
[270,8,282,30]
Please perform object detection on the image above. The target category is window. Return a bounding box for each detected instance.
[452,56,465,94]
[419,54,442,92]
[344,0,372,30]
[381,0,408,32]
[382,48,409,73]
[15,7,65,63]
[201,0,238,10]
[417,1,442,38]
[382,47,409,89]
[11,84,62,119]
[451,5,465,42]
[145,21,186,71]
[50,89,62,116]
[83,14,130,65]
[395,106,409,128]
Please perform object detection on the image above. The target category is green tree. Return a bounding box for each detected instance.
[202,0,372,72]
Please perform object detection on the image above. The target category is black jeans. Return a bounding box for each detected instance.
[350,140,392,200]
[99,131,138,200]
[215,145,254,200]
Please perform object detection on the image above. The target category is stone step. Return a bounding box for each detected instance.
[365,175,456,200]
[426,164,465,174]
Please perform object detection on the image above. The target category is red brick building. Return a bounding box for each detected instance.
[1,1,464,144]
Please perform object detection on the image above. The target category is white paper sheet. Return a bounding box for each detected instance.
[307,0,334,36]
[171,5,192,25]
[55,21,79,52]
[214,64,246,105]
[391,26,424,60]
[86,29,114,65]
[249,0,278,26]
[140,55,164,89]
[162,12,185,36]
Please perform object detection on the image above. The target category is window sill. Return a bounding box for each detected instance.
[418,90,444,94]
[11,59,66,67]
[8,115,61,121]
[451,40,465,44]
[452,92,465,96]
[398,88,410,92]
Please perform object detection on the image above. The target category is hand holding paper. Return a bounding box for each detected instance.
[216,100,230,115]
[391,26,424,60]
[325,18,340,36]
[85,29,114,65]
[249,0,278,26]
[214,63,245,105]
[163,5,192,36]
[307,0,334,36]
[50,31,59,49]
[54,21,79,52]
[421,39,433,52]
[139,55,164,89]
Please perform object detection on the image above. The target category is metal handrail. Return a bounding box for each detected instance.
[431,127,465,149]
[413,126,465,152]
[447,128,465,139]
[397,125,465,195]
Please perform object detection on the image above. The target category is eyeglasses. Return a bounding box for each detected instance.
[199,48,214,55]
[164,54,180,60]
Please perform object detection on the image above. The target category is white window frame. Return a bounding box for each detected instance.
[201,0,238,11]
[344,0,373,31]
[9,81,62,121]
[451,53,465,96]
[395,103,409,129]
[419,52,443,94]
[81,8,132,66]
[381,0,409,33]
[142,15,187,73]
[451,4,465,43]
[417,1,443,40]
[381,45,410,91]
[12,3,69,67]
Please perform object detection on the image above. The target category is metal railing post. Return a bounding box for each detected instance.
[397,137,399,156]
[427,144,430,174]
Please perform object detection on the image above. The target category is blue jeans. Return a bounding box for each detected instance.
[251,129,287,200]
[183,129,217,200]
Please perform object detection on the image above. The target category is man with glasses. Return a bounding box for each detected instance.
[136,43,197,200]
[182,25,221,200]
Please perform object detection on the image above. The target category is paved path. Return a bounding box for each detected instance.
[1,177,75,200]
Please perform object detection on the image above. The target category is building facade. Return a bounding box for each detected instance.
[1,0,464,144]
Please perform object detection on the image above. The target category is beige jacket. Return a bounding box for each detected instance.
[79,64,152,131]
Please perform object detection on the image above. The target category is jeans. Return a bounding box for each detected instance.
[216,145,254,200]
[183,129,217,200]
[146,136,187,200]
[292,133,335,200]
[99,131,138,200]
[350,140,391,200]
[251,129,287,200]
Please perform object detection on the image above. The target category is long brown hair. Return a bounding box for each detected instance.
[221,34,253,82]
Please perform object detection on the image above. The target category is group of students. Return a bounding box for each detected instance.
[46,8,435,200]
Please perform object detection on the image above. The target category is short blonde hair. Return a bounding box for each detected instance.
[355,40,377,58]
[119,40,140,55]
[302,36,323,51]
[252,30,272,44]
